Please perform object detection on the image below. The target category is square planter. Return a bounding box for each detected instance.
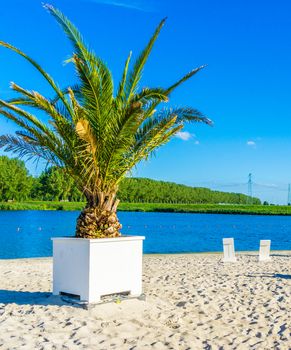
[52,235,145,303]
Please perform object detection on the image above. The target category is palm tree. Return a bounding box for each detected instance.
[0,4,212,238]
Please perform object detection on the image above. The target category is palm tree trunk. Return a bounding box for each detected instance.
[76,192,122,238]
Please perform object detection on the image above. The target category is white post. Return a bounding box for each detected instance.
[223,238,237,262]
[259,240,271,261]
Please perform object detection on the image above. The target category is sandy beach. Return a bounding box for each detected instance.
[0,252,290,349]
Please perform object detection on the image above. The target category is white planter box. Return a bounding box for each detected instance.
[52,236,145,303]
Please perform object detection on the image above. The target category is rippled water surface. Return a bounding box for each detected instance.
[0,211,291,258]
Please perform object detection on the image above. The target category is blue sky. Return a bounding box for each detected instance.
[1,0,291,203]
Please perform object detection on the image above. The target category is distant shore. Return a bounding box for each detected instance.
[1,201,291,215]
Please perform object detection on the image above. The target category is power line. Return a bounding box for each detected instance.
[247,173,253,204]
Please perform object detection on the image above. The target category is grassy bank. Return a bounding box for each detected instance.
[1,201,291,215]
[0,201,85,211]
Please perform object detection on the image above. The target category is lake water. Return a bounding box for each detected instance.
[0,211,291,259]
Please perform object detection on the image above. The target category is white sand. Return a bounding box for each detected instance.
[0,252,290,349]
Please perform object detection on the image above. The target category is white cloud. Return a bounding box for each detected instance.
[247,140,256,146]
[194,140,200,145]
[176,131,192,141]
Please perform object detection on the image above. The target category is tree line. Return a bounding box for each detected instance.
[118,178,261,204]
[0,156,261,204]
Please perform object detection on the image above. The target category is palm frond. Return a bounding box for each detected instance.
[166,65,206,95]
[50,84,81,105]
[0,99,61,144]
[130,87,169,106]
[0,41,72,114]
[43,4,92,64]
[44,4,114,119]
[116,51,132,105]
[0,134,61,165]
[76,119,97,154]
[5,97,34,106]
[125,18,167,100]
[167,106,212,125]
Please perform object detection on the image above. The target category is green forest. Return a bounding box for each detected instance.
[0,156,260,205]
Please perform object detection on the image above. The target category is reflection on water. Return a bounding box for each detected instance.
[0,211,290,258]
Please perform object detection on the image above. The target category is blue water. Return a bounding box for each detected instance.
[0,211,291,259]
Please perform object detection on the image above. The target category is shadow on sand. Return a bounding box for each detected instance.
[242,254,291,258]
[245,273,291,280]
[0,290,82,307]
[270,254,291,258]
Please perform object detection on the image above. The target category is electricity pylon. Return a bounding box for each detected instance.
[247,173,253,205]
